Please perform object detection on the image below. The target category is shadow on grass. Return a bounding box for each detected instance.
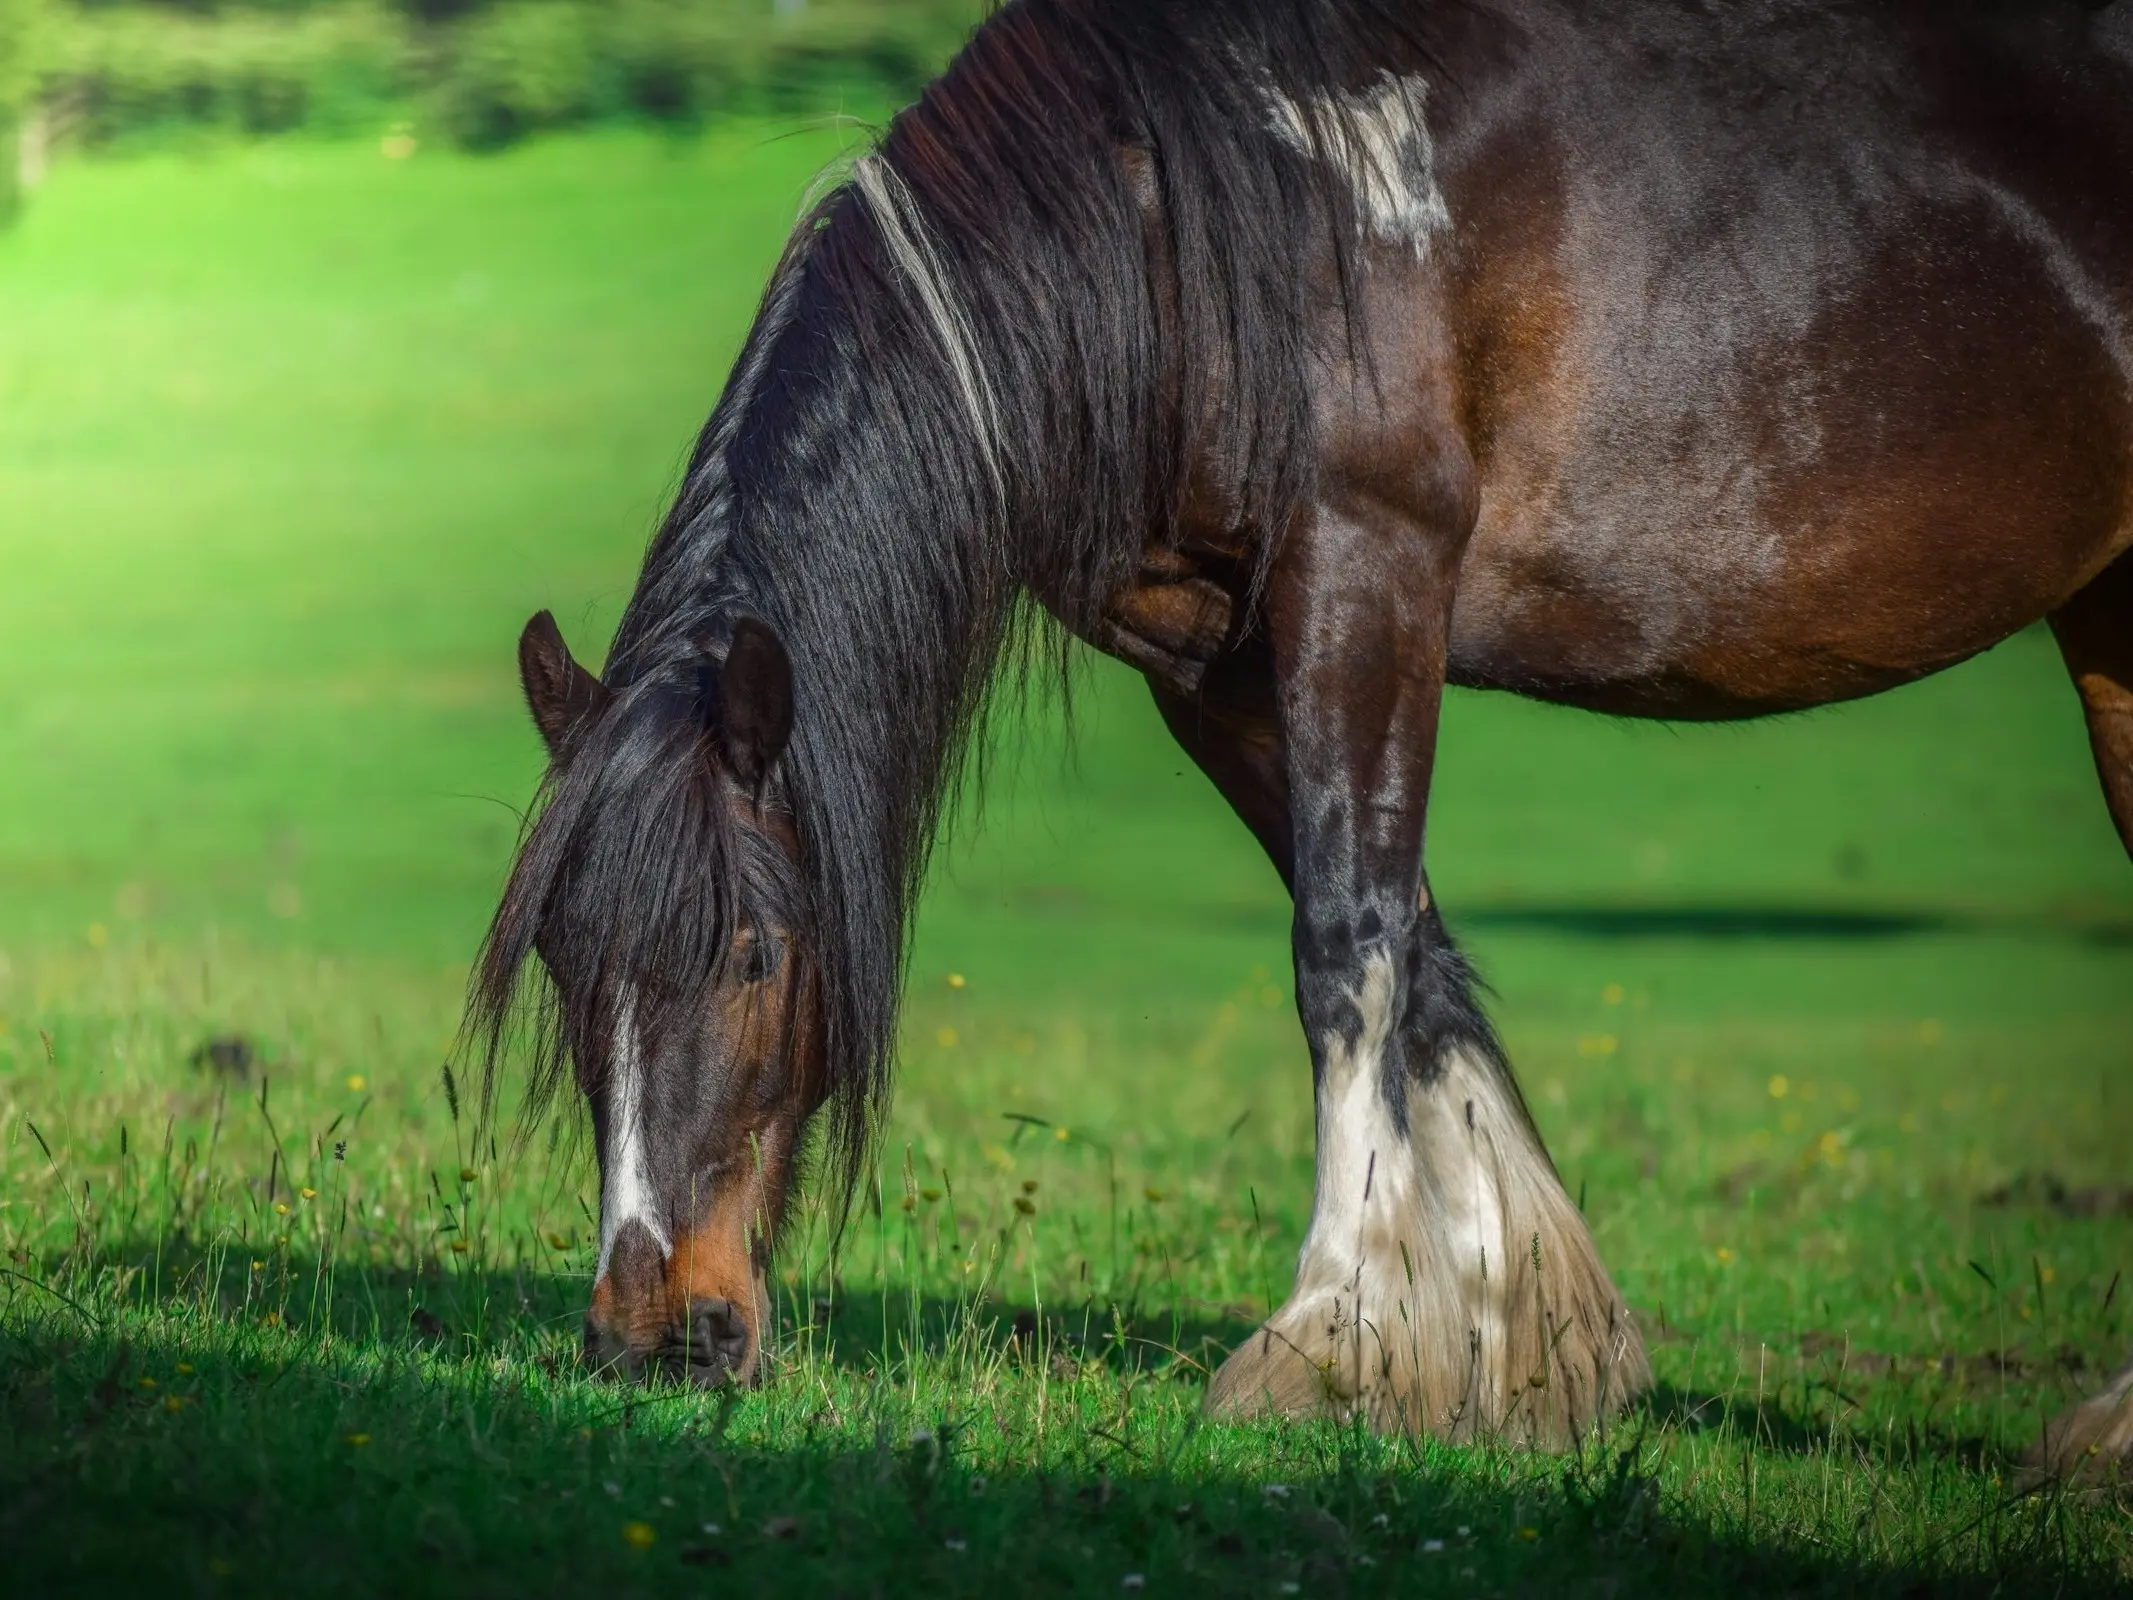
[1451,902,2133,948]
[4,1299,2126,1600]
[8,1247,2130,1596]
[30,1248,2064,1474]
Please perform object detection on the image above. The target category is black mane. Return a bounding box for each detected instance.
[470,0,1449,1190]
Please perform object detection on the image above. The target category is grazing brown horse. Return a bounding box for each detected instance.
[472,0,2133,1467]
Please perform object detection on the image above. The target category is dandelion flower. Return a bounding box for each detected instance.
[299,1187,317,1201]
[164,1395,190,1413]
[1715,1246,1736,1264]
[274,1202,290,1216]
[1054,1126,1069,1142]
[346,1074,367,1092]
[947,973,967,989]
[137,1376,157,1389]
[1768,1075,1790,1099]
[937,1027,959,1049]
[347,1432,370,1447]
[623,1522,656,1550]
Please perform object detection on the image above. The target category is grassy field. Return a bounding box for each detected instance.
[2,129,2132,1596]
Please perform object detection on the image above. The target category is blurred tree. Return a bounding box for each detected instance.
[0,0,48,226]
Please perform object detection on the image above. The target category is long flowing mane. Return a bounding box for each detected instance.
[470,0,1452,1190]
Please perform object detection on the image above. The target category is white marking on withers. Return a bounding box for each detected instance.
[596,992,670,1279]
[851,155,1006,497]
[1269,73,1451,256]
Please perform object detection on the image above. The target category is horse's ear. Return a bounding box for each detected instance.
[716,618,793,791]
[518,610,607,756]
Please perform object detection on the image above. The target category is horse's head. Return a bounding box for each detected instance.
[490,609,824,1387]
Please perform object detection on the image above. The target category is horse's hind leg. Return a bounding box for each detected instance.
[2047,550,2133,861]
[1188,491,1647,1446]
[2028,552,2133,1481]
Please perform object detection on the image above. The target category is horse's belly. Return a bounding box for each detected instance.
[1444,229,2132,717]
[1446,462,2128,721]
[1428,2,2133,718]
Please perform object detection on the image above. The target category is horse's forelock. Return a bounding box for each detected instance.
[469,667,779,1139]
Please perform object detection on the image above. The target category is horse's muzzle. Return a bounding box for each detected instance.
[583,1219,759,1387]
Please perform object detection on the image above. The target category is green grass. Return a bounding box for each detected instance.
[3,129,2133,1595]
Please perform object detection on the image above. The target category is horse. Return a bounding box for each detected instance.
[470,0,2133,1468]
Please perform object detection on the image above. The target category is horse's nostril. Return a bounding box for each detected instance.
[684,1296,752,1385]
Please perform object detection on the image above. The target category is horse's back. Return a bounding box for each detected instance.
[1433,0,2133,716]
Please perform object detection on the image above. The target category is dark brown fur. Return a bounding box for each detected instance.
[483,0,2133,1459]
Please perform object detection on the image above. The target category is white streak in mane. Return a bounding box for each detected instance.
[1270,72,1450,256]
[851,155,1006,496]
[596,991,670,1278]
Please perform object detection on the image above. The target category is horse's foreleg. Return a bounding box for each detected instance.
[2030,554,2133,1480]
[1198,498,1648,1446]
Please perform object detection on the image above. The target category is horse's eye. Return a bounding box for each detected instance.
[738,932,783,984]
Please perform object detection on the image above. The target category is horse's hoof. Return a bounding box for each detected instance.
[2026,1373,2133,1484]
[1204,1320,1344,1422]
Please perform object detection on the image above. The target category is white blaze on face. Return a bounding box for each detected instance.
[1269,72,1451,257]
[596,992,670,1278]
